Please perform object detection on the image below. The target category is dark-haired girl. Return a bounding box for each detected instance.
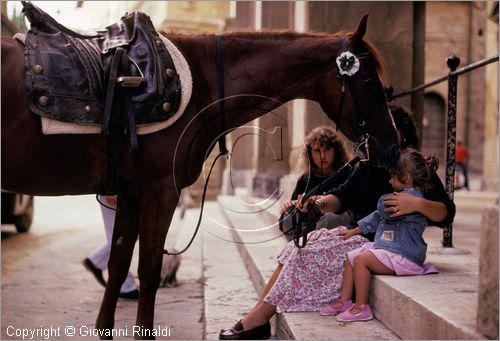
[323,149,441,322]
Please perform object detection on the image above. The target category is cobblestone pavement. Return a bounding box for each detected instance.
[1,195,203,340]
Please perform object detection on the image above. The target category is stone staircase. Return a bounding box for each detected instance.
[200,191,497,340]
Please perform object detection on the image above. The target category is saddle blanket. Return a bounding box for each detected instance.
[15,33,192,135]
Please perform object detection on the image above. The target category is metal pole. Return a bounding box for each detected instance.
[443,55,460,248]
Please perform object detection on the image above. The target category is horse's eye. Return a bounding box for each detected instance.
[364,75,378,85]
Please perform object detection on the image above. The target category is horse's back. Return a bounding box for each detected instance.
[1,37,26,103]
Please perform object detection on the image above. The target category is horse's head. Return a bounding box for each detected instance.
[317,14,399,168]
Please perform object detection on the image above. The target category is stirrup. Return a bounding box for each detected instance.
[117,76,145,88]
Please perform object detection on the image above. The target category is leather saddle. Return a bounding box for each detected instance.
[21,1,181,146]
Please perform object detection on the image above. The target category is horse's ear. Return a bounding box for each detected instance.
[350,13,369,47]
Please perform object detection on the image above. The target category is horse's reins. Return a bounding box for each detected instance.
[163,35,229,255]
[280,156,361,248]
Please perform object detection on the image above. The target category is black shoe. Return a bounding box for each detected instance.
[83,258,106,288]
[119,289,139,300]
[219,320,270,340]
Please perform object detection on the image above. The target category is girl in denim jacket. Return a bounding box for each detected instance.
[319,148,439,322]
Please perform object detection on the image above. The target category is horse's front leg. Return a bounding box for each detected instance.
[135,185,179,339]
[95,195,140,339]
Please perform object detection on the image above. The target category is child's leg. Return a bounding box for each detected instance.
[319,258,356,316]
[353,252,395,305]
[339,259,354,301]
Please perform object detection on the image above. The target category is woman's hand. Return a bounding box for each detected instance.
[280,200,295,214]
[338,226,361,240]
[295,194,319,213]
[383,192,421,218]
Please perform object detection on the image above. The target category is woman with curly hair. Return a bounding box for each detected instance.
[280,126,352,229]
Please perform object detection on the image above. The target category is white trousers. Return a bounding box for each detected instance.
[89,197,137,293]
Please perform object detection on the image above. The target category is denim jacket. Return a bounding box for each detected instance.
[358,188,427,265]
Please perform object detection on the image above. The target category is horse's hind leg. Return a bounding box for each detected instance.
[95,195,140,339]
[135,187,179,339]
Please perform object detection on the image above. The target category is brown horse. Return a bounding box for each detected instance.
[1,14,397,338]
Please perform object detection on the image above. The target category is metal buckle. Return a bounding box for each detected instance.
[117,76,145,88]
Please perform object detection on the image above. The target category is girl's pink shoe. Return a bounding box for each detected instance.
[319,299,353,316]
[336,303,373,322]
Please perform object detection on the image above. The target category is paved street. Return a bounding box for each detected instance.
[1,195,203,340]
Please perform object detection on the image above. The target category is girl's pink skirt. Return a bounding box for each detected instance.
[347,242,438,276]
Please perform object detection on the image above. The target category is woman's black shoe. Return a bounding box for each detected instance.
[219,320,270,340]
[83,258,106,288]
[119,289,139,300]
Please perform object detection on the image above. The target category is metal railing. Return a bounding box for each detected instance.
[386,54,499,248]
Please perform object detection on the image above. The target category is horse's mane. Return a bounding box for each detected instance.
[161,28,386,82]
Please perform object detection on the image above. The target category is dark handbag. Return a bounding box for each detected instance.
[279,156,360,248]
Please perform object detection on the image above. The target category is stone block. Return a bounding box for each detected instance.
[477,205,499,339]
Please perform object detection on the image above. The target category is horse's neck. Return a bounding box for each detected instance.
[223,32,337,102]
[171,32,340,128]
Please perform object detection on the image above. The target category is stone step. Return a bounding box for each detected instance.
[197,202,262,340]
[218,195,398,340]
[454,190,498,213]
[372,249,484,340]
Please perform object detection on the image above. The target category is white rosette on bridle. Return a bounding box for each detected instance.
[336,51,360,76]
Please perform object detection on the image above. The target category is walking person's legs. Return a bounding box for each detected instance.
[84,196,139,298]
[461,163,469,190]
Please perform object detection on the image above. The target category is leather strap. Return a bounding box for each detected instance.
[215,35,229,155]
[121,51,138,153]
[101,47,141,194]
[101,47,125,136]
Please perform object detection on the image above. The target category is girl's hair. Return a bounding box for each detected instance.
[389,148,439,192]
[389,102,420,150]
[298,126,348,176]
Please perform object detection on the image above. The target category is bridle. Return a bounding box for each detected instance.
[333,37,382,163]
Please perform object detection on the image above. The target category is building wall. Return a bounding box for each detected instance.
[424,2,487,175]
[483,3,499,192]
